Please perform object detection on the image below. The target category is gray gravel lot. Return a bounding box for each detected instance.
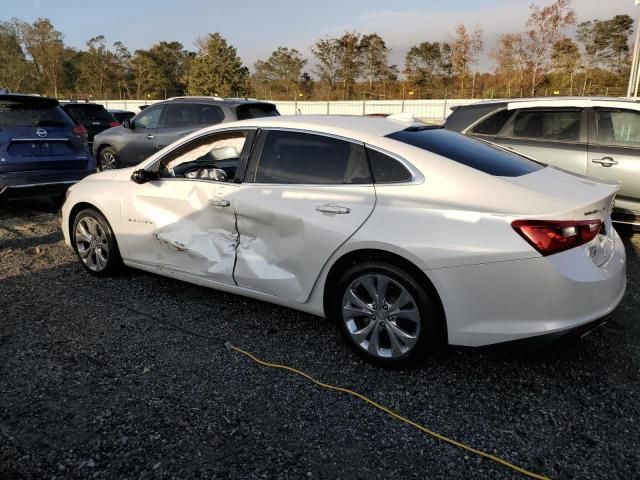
[1,199,639,480]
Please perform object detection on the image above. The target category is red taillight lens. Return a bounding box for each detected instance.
[73,124,88,137]
[512,219,602,256]
[109,121,120,127]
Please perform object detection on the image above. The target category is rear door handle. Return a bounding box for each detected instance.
[592,157,618,167]
[315,204,351,214]
[208,199,230,207]
[146,134,155,140]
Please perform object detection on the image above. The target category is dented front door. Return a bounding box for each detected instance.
[122,179,239,283]
[229,184,376,303]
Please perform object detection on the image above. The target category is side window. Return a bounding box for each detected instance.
[594,109,640,147]
[196,104,225,125]
[366,148,411,183]
[158,131,248,182]
[470,109,514,136]
[508,109,581,142]
[135,106,163,129]
[163,103,197,128]
[253,130,371,184]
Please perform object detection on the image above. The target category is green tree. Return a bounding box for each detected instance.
[311,37,342,95]
[551,37,581,94]
[187,33,249,97]
[359,33,390,96]
[17,18,71,97]
[0,21,34,92]
[254,47,306,97]
[336,32,362,99]
[405,41,443,90]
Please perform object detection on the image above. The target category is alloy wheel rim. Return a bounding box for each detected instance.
[75,216,109,272]
[100,152,117,170]
[342,274,421,359]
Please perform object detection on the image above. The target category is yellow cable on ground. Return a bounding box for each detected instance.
[227,343,551,480]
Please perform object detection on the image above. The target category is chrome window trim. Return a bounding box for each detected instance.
[147,126,258,172]
[249,127,422,187]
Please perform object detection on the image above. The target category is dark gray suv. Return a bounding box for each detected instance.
[93,97,279,170]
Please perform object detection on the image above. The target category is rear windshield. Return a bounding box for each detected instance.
[0,101,74,128]
[386,127,542,177]
[63,104,115,124]
[236,104,280,120]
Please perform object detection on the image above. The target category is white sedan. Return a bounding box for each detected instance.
[62,115,627,366]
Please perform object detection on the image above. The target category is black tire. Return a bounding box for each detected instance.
[72,207,122,277]
[331,259,443,367]
[98,146,120,171]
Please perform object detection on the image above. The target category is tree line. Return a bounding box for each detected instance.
[0,0,634,101]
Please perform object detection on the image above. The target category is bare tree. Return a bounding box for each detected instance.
[450,24,483,95]
[491,33,527,97]
[524,0,576,96]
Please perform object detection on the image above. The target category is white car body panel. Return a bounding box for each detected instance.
[61,115,627,347]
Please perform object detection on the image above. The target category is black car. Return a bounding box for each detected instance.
[109,109,136,124]
[92,97,280,170]
[0,94,96,202]
[60,101,120,150]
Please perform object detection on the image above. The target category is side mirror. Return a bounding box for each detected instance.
[122,119,132,129]
[131,169,158,184]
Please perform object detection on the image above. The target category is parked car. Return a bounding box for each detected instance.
[0,94,96,202]
[108,109,136,124]
[60,101,120,150]
[92,97,280,170]
[444,97,640,225]
[62,115,626,366]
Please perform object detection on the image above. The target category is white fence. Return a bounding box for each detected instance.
[94,98,486,122]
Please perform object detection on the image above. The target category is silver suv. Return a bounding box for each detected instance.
[93,97,279,170]
[445,97,640,224]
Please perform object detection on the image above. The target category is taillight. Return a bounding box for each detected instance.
[512,219,602,256]
[109,121,120,127]
[73,124,88,137]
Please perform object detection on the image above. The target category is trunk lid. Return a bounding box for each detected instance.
[506,166,618,266]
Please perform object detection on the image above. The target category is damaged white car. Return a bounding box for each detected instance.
[62,115,626,366]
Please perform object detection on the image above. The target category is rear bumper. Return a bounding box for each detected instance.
[430,229,627,347]
[0,170,95,199]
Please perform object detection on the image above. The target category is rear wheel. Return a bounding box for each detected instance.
[332,260,442,367]
[98,147,119,171]
[72,208,122,276]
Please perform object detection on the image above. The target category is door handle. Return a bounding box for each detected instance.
[315,204,351,214]
[592,157,618,167]
[146,134,155,140]
[208,198,230,207]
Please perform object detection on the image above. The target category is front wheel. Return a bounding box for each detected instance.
[98,147,120,171]
[72,208,122,276]
[332,260,442,367]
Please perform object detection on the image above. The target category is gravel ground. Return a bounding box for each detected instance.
[1,199,639,480]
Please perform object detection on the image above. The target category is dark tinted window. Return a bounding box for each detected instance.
[367,148,411,183]
[134,106,163,129]
[195,104,224,125]
[163,103,197,128]
[63,104,115,125]
[594,108,640,147]
[471,109,514,135]
[254,130,371,184]
[0,101,74,128]
[236,104,279,120]
[511,109,581,141]
[386,127,542,177]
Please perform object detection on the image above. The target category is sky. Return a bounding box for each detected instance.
[3,0,639,72]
